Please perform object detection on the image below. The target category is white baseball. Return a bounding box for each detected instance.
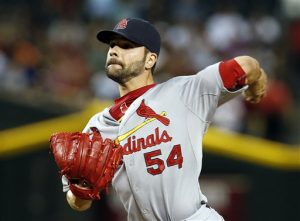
[66,190,92,212]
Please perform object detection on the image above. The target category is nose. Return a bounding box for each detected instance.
[109,45,119,57]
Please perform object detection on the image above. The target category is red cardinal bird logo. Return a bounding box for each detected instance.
[136,100,170,126]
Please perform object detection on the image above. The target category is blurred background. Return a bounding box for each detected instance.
[0,0,299,221]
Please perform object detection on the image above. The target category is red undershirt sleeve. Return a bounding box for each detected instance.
[219,59,247,90]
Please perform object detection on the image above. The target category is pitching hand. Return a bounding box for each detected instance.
[244,68,268,103]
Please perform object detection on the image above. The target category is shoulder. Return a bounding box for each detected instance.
[151,62,221,93]
[150,75,192,96]
[157,62,219,87]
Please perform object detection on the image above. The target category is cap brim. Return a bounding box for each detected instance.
[97,30,132,44]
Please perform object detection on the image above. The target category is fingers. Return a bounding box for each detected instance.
[244,92,265,103]
[244,69,268,103]
[244,88,266,103]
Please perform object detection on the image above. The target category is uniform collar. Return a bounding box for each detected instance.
[109,84,156,121]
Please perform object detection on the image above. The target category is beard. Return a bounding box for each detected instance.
[105,56,146,85]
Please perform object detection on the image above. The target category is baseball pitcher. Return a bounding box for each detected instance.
[50,18,267,221]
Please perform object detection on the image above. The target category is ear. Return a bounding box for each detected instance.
[145,52,157,70]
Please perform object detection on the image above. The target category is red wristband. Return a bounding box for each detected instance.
[219,59,246,90]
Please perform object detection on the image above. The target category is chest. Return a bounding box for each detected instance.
[117,96,196,176]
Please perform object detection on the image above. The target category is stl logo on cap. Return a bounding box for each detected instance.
[115,19,128,30]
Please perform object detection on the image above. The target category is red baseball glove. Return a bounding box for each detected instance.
[49,129,123,200]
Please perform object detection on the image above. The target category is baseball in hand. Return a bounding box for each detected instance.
[66,190,92,211]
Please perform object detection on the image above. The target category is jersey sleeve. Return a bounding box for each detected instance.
[179,62,247,122]
[82,113,101,133]
[82,108,120,140]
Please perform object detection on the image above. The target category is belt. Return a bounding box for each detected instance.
[201,200,211,208]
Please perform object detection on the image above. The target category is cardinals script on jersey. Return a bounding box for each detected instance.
[121,127,173,155]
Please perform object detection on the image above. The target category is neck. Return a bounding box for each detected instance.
[118,71,154,97]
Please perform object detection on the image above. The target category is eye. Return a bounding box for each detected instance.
[109,42,116,48]
[120,43,133,49]
[109,40,138,49]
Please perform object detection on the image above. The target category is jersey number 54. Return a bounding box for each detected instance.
[143,144,183,175]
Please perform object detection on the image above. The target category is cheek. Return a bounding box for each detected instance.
[126,50,146,65]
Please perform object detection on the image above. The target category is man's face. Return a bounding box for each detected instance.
[105,36,147,85]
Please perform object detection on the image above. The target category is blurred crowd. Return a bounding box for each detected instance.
[0,0,299,143]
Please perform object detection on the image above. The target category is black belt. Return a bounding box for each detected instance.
[201,200,211,208]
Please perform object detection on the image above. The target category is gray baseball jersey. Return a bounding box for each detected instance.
[72,62,246,220]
